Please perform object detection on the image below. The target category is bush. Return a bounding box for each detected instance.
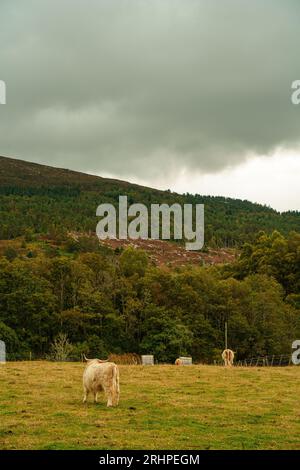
[141,308,193,363]
[49,333,73,361]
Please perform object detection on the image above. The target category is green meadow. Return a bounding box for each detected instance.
[0,362,299,450]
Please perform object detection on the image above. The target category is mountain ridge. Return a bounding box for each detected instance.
[0,155,299,246]
[0,154,295,214]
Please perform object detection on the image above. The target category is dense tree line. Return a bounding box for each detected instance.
[0,231,299,362]
[1,190,299,248]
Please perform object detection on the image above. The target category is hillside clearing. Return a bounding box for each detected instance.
[0,362,299,450]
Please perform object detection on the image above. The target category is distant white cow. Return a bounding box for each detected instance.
[83,357,120,407]
[222,349,235,367]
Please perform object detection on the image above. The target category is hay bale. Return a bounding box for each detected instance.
[175,358,183,365]
[108,353,141,365]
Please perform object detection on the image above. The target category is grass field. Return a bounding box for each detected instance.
[0,362,299,450]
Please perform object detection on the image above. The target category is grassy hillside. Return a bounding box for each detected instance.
[0,155,299,246]
[0,362,299,450]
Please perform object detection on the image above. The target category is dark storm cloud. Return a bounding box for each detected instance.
[0,0,300,180]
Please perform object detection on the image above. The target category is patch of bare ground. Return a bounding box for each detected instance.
[100,238,236,267]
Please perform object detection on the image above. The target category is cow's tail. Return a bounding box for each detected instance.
[112,364,120,406]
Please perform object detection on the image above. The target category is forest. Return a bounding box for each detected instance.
[0,230,299,362]
[0,156,299,362]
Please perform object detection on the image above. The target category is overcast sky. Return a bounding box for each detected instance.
[0,0,300,211]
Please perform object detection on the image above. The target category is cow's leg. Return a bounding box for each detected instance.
[83,388,88,403]
[115,384,120,406]
[106,387,113,407]
[107,398,113,407]
[116,369,120,405]
[94,392,98,403]
[102,383,112,407]
[111,389,117,406]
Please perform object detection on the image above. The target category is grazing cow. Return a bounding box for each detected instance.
[222,349,235,367]
[83,357,120,407]
[222,349,234,367]
[175,358,183,365]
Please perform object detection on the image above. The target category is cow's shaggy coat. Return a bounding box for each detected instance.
[83,358,120,407]
[222,349,235,367]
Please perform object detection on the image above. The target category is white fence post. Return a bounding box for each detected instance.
[0,341,6,363]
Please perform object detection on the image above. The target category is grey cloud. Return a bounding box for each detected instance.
[0,0,300,181]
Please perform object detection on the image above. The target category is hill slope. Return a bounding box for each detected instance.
[0,155,299,246]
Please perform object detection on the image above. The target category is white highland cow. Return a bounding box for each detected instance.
[82,357,120,407]
[222,349,235,367]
